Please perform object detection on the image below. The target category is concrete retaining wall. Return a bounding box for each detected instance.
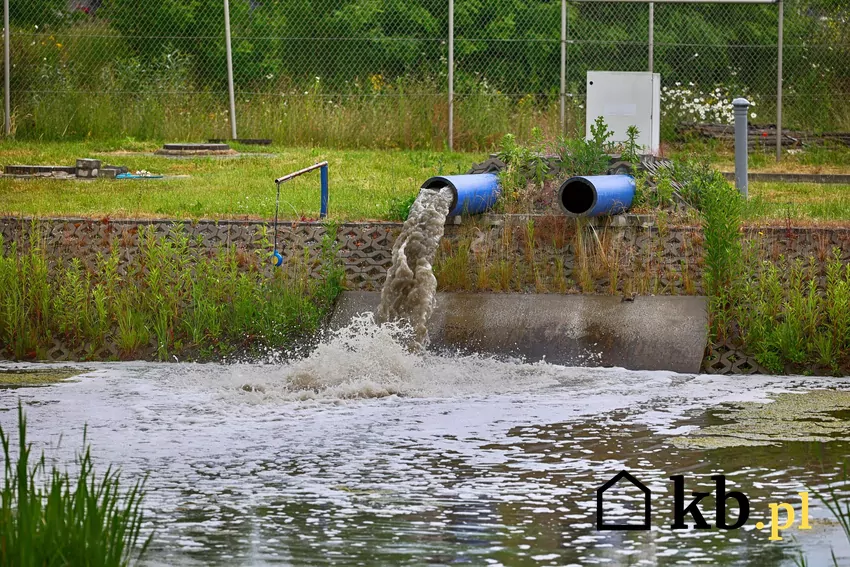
[331,292,709,373]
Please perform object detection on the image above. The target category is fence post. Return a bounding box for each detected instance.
[224,0,237,140]
[776,0,784,162]
[4,0,9,136]
[648,2,654,73]
[560,0,566,134]
[448,0,454,151]
[733,98,750,199]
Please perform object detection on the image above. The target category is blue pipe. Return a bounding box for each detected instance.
[420,173,501,217]
[557,175,635,217]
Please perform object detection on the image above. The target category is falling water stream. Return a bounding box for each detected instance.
[377,186,453,347]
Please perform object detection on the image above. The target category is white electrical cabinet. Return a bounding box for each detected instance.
[586,71,661,155]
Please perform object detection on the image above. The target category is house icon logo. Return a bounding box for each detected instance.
[596,470,652,531]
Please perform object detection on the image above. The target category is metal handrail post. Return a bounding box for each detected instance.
[320,164,329,218]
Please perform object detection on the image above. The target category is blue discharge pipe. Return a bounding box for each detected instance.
[557,175,636,217]
[420,174,501,217]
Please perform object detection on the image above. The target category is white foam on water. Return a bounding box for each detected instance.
[197,313,569,402]
[4,359,850,566]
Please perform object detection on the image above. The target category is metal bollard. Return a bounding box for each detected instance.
[732,98,750,199]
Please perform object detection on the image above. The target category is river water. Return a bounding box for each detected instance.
[2,320,850,566]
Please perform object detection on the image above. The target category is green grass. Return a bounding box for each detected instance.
[0,141,485,221]
[668,139,850,174]
[3,140,850,222]
[0,403,150,566]
[745,182,850,223]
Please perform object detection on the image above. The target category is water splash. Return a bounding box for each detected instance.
[377,186,453,347]
[228,314,562,401]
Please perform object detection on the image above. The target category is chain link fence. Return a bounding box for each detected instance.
[2,0,847,151]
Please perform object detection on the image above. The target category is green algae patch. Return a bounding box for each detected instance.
[0,369,82,387]
[673,390,850,450]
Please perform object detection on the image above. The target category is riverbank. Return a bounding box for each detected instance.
[2,215,850,375]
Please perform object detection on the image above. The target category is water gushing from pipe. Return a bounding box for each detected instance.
[377,186,453,347]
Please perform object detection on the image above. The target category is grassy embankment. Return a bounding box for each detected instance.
[0,223,344,361]
[669,140,850,224]
[3,138,850,371]
[1,140,850,222]
[0,141,485,221]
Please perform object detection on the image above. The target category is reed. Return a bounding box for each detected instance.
[0,403,150,567]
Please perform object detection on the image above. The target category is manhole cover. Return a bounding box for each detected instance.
[155,143,236,156]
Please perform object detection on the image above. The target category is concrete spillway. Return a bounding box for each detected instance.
[331,292,708,374]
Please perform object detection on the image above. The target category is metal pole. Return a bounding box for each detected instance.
[733,98,750,199]
[320,164,329,218]
[4,0,9,136]
[223,0,237,140]
[648,2,654,73]
[560,0,566,134]
[448,0,454,151]
[776,0,783,162]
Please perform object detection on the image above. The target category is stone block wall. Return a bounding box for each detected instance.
[3,217,850,292]
[3,216,850,371]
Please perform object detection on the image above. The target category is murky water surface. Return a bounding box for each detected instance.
[2,325,850,566]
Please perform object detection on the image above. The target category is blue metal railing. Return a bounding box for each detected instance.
[271,161,329,267]
[275,161,329,218]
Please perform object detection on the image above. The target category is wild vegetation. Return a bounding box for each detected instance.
[0,403,150,566]
[438,132,850,374]
[5,0,847,146]
[0,223,344,361]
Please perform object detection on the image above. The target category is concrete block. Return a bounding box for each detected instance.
[330,292,709,373]
[100,168,118,179]
[75,158,101,170]
[4,165,77,176]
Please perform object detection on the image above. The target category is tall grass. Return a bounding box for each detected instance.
[434,215,686,296]
[0,222,344,361]
[733,251,850,374]
[11,89,568,152]
[0,403,150,566]
[694,162,745,341]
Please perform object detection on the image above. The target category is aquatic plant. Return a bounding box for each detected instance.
[0,403,150,567]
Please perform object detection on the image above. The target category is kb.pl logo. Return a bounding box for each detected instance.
[596,470,811,540]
